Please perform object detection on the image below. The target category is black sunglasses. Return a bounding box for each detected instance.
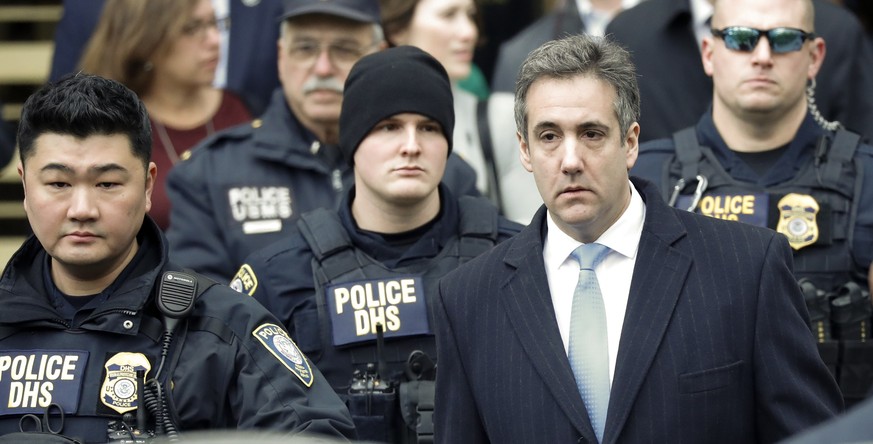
[711,26,816,53]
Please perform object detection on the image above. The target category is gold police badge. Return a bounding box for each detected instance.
[101,353,151,414]
[776,193,819,250]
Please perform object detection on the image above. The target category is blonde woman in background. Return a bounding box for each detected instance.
[80,0,252,229]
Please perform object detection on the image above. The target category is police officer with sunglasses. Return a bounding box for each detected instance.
[632,0,873,409]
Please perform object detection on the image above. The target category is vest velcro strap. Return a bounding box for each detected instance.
[821,130,861,186]
[299,208,354,259]
[673,127,702,182]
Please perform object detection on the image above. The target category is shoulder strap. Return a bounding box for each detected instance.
[820,129,861,186]
[672,127,703,182]
[477,99,504,210]
[456,196,499,260]
[181,268,218,298]
[297,208,361,282]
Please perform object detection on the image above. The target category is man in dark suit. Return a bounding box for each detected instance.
[48,0,282,115]
[605,0,873,142]
[433,33,843,444]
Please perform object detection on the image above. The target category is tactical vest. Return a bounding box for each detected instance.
[665,128,864,292]
[297,196,498,443]
[296,196,497,381]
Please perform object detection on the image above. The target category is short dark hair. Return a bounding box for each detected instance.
[514,34,640,144]
[17,73,151,168]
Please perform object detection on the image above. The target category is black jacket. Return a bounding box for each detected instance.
[0,218,355,442]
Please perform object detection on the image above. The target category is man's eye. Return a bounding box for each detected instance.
[48,182,69,189]
[421,124,441,133]
[292,43,318,56]
[376,123,399,132]
[331,46,362,61]
[97,182,119,189]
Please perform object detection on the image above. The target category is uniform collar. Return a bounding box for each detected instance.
[0,217,168,328]
[338,184,459,269]
[696,109,825,186]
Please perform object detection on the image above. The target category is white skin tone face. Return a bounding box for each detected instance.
[277,16,379,140]
[18,133,156,296]
[152,0,222,90]
[702,0,824,126]
[352,113,448,232]
[518,75,639,243]
[389,0,478,81]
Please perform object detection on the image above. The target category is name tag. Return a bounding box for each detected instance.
[679,193,769,227]
[0,351,89,415]
[227,186,293,223]
[326,276,431,347]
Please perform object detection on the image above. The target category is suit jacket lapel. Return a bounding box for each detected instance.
[499,207,598,442]
[604,179,692,443]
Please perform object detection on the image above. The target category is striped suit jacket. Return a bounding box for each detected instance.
[434,178,842,443]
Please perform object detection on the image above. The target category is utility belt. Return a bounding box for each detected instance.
[344,325,436,444]
[800,279,873,407]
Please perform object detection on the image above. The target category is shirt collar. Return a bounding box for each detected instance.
[545,179,645,266]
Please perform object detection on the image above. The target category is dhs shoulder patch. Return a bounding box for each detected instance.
[230,264,258,296]
[252,323,314,387]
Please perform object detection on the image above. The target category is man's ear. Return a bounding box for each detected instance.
[807,37,826,81]
[625,122,641,171]
[701,36,715,77]
[518,132,533,173]
[144,162,157,212]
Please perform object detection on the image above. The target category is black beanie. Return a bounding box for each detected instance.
[339,45,454,166]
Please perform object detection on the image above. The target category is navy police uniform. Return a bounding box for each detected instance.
[0,217,356,442]
[165,90,481,283]
[632,110,873,406]
[232,186,522,442]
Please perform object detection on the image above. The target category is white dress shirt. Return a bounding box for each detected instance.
[544,180,646,385]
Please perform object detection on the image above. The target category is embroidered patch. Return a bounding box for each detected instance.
[252,323,313,387]
[679,192,769,226]
[230,264,258,296]
[0,351,89,415]
[777,193,819,250]
[326,276,431,347]
[100,353,151,414]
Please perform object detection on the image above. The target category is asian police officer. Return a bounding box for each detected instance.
[0,74,355,442]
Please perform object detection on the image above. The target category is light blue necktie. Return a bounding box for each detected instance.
[568,243,611,443]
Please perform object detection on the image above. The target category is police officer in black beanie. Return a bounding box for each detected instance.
[231,45,523,443]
